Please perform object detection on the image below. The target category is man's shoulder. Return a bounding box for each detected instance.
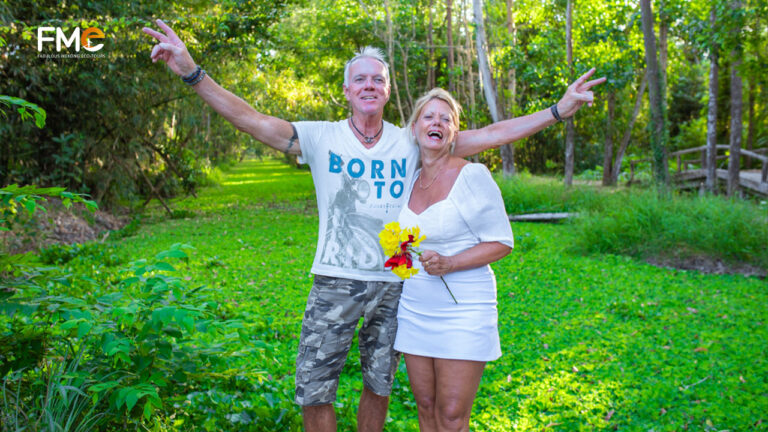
[293,119,346,131]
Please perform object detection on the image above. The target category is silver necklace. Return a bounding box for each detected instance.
[419,170,441,189]
[349,118,383,144]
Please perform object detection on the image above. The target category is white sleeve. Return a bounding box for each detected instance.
[293,121,327,165]
[451,164,514,249]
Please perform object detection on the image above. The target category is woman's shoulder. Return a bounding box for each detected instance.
[458,162,494,183]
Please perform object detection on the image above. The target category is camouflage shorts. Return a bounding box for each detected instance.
[294,275,403,406]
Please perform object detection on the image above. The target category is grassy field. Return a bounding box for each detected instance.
[56,159,768,430]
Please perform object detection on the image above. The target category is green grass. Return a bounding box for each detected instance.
[497,173,768,270]
[52,159,768,430]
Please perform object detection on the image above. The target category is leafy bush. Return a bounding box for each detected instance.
[2,243,260,429]
[569,189,768,269]
[1,349,105,432]
[495,175,768,270]
[2,185,265,428]
[38,242,121,266]
[494,173,600,214]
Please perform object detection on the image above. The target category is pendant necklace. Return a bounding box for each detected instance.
[349,117,383,144]
[419,170,441,190]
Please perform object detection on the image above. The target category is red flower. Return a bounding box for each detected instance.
[399,234,415,253]
[385,252,412,269]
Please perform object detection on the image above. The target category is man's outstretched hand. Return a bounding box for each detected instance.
[142,19,197,77]
[557,68,607,119]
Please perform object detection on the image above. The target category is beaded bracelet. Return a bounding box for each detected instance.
[181,65,201,82]
[182,65,206,86]
[550,104,563,122]
[186,69,206,86]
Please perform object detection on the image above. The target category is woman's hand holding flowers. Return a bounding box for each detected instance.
[419,250,454,277]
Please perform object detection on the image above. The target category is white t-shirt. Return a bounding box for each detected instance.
[294,120,419,281]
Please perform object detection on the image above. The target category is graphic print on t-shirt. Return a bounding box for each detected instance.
[320,150,408,271]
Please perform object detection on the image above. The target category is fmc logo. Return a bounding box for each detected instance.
[37,27,105,52]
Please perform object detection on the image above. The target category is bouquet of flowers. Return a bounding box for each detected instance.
[379,222,457,303]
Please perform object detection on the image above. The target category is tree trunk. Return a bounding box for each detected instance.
[503,0,517,175]
[564,0,575,186]
[640,0,668,186]
[746,79,754,170]
[384,0,405,125]
[473,0,499,123]
[659,2,668,108]
[461,0,477,129]
[400,45,413,111]
[706,6,718,193]
[727,57,743,197]
[603,92,615,186]
[473,0,510,176]
[611,72,648,185]
[506,0,517,116]
[427,0,435,91]
[447,0,455,92]
[727,0,744,197]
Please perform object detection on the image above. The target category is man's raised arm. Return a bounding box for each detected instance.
[453,68,606,158]
[142,19,300,156]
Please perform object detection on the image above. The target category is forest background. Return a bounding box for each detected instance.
[1,0,768,430]
[2,0,766,201]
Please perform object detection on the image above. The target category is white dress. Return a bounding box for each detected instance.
[393,163,514,362]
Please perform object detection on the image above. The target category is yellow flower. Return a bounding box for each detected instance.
[380,223,429,281]
[379,221,402,256]
[403,226,425,248]
[392,264,418,279]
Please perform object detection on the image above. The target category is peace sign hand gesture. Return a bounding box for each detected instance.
[556,68,607,119]
[142,19,197,77]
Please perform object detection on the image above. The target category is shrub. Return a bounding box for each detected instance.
[495,175,768,270]
[494,173,601,215]
[2,241,263,428]
[569,188,768,269]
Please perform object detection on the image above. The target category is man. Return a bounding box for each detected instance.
[143,19,604,432]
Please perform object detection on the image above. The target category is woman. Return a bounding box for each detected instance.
[394,88,515,431]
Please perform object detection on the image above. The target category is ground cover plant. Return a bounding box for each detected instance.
[3,159,767,430]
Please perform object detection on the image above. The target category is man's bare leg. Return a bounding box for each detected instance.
[357,387,389,432]
[303,404,336,432]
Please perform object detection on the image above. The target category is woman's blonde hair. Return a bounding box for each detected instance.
[407,88,462,151]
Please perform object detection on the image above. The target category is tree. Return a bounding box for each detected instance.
[564,0,576,186]
[384,0,406,125]
[447,0,456,92]
[727,0,744,197]
[502,0,517,176]
[473,0,516,177]
[0,0,291,206]
[706,5,719,192]
[640,0,669,186]
[610,73,648,185]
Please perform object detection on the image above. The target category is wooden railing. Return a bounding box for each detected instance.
[628,145,768,187]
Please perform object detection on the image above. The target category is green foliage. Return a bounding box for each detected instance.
[0,95,46,129]
[0,1,292,205]
[1,350,105,432]
[495,172,599,214]
[1,242,259,428]
[0,184,97,255]
[570,188,768,268]
[45,158,762,430]
[495,173,768,269]
[38,242,122,266]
